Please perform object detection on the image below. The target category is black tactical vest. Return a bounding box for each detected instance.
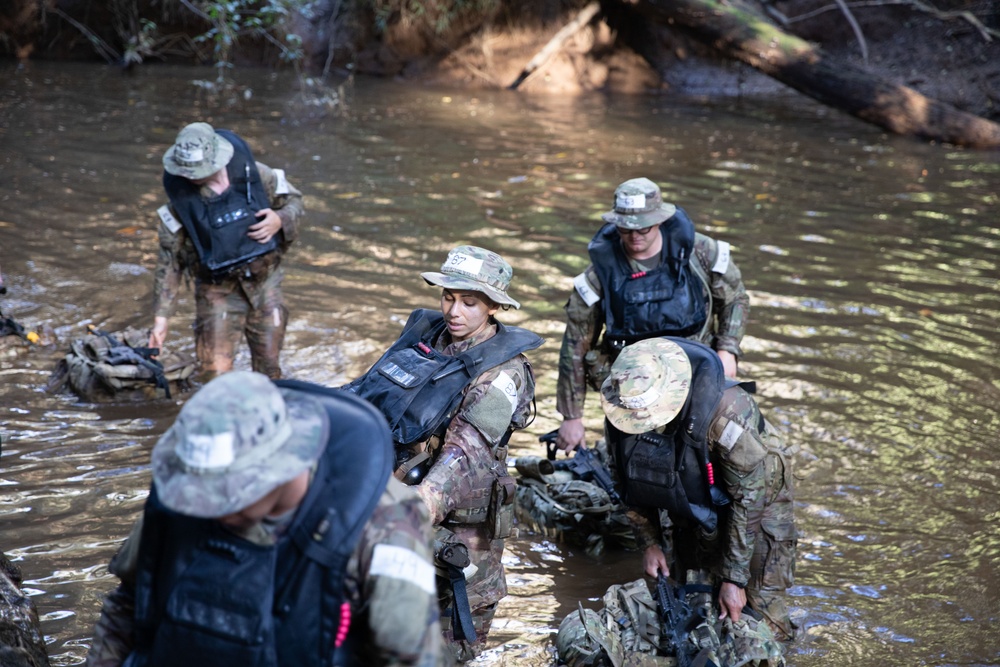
[125,381,392,667]
[609,338,728,533]
[590,209,707,355]
[343,308,543,447]
[163,130,277,277]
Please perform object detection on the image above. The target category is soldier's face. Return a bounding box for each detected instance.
[617,223,660,258]
[217,470,310,530]
[440,289,499,342]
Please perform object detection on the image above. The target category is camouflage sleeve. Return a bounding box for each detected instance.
[85,518,143,667]
[625,505,667,555]
[151,215,186,319]
[556,266,603,419]
[351,479,442,667]
[707,388,770,585]
[255,162,305,247]
[693,233,749,358]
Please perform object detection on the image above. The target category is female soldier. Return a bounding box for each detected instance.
[345,245,541,662]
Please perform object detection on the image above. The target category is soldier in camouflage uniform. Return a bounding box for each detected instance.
[556,177,749,452]
[149,122,305,379]
[601,337,797,645]
[85,371,443,667]
[401,247,539,662]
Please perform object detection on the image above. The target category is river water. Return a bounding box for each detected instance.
[1,60,998,666]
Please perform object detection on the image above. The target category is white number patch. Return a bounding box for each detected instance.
[157,204,182,234]
[573,272,600,307]
[719,419,744,452]
[446,252,483,275]
[491,371,519,411]
[370,544,436,594]
[712,240,731,274]
[273,168,290,195]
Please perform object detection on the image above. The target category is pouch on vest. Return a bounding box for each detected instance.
[487,473,517,540]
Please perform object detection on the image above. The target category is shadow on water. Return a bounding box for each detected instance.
[1,61,998,666]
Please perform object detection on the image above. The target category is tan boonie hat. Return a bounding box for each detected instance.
[600,338,692,434]
[421,245,520,309]
[162,122,234,180]
[600,177,678,230]
[151,371,327,518]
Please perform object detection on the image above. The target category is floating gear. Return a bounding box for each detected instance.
[46,326,195,401]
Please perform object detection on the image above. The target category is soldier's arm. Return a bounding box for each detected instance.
[556,267,603,420]
[353,481,442,667]
[151,216,185,320]
[708,389,769,586]
[255,161,305,246]
[694,233,749,358]
[416,361,525,524]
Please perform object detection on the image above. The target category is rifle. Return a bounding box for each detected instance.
[0,305,39,344]
[87,325,172,398]
[538,429,622,505]
[656,574,697,667]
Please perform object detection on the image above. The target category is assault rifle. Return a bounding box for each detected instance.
[656,574,720,667]
[87,325,171,398]
[0,305,39,344]
[538,430,622,505]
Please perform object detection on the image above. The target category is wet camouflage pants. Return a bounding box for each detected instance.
[194,270,286,379]
[439,596,498,663]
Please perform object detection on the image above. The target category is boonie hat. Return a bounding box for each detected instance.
[600,177,678,230]
[421,245,520,309]
[162,122,234,180]
[151,371,327,518]
[600,338,692,434]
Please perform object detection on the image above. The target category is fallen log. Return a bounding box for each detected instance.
[508,1,601,90]
[628,0,1000,148]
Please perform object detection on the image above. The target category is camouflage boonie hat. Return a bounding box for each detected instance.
[421,245,520,308]
[162,122,235,180]
[151,371,327,518]
[600,338,692,434]
[601,178,678,230]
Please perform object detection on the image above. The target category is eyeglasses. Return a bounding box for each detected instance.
[616,226,657,237]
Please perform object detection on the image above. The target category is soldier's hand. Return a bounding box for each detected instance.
[556,418,586,452]
[718,582,747,623]
[642,545,669,578]
[149,316,169,354]
[248,209,282,243]
[717,350,738,379]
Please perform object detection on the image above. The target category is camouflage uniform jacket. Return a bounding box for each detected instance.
[626,386,796,586]
[557,233,748,419]
[85,477,443,667]
[414,321,535,610]
[152,161,305,318]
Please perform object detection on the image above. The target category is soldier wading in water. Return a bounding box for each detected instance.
[345,246,541,663]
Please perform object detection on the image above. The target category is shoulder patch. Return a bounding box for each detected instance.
[157,204,182,234]
[719,419,744,451]
[712,240,731,274]
[370,543,436,595]
[272,168,290,196]
[573,272,601,307]
[491,370,519,412]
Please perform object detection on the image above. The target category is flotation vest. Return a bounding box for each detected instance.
[162,130,277,277]
[608,338,729,533]
[589,209,707,355]
[125,380,392,667]
[343,308,543,447]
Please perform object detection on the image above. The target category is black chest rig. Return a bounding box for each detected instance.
[126,381,392,667]
[163,129,276,278]
[590,209,707,356]
[609,338,729,533]
[343,309,543,448]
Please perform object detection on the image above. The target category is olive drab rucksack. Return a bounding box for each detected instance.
[46,326,195,401]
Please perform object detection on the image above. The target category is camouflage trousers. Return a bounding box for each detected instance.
[439,598,497,664]
[194,266,287,379]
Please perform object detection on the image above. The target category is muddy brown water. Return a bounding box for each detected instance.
[1,61,998,666]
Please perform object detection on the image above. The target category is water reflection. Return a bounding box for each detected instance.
[1,61,999,666]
